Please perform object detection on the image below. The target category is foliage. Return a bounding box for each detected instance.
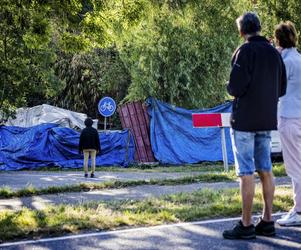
[0,0,86,122]
[254,0,301,50]
[1,0,301,122]
[54,48,131,117]
[110,0,240,108]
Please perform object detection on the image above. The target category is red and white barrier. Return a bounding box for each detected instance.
[192,113,231,171]
[192,113,231,128]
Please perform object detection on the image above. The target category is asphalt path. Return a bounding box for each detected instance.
[1,215,300,250]
[0,182,238,210]
[0,171,210,190]
[0,177,291,211]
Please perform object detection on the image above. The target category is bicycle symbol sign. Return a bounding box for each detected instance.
[98,97,116,117]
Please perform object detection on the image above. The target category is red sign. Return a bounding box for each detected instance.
[192,113,231,128]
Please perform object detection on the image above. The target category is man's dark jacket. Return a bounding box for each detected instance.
[79,127,101,153]
[227,35,287,131]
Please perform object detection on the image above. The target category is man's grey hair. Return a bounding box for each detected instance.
[236,12,261,35]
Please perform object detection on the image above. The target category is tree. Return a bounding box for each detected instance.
[0,0,94,122]
[2,0,301,123]
[54,48,131,117]
[102,0,240,108]
[254,0,301,50]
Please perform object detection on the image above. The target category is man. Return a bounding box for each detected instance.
[223,12,287,239]
[79,118,101,178]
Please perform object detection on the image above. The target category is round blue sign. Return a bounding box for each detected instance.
[98,97,116,117]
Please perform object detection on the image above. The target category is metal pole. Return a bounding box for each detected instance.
[221,127,228,172]
[104,117,107,131]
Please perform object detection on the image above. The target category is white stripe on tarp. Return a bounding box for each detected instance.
[0,213,286,247]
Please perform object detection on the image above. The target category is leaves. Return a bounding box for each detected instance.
[54,48,131,117]
[115,0,240,108]
[1,0,301,122]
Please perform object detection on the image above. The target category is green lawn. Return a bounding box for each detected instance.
[0,186,292,242]
[27,162,229,172]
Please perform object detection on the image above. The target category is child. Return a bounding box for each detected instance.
[79,118,101,178]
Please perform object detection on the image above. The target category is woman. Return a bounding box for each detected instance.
[275,21,301,226]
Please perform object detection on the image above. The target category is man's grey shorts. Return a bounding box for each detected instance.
[231,130,272,176]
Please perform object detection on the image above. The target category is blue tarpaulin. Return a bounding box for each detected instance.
[146,98,234,164]
[0,124,135,170]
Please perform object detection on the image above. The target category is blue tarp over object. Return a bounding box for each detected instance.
[146,98,234,165]
[0,124,135,170]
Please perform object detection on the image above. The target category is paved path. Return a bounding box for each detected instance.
[1,215,300,250]
[0,171,211,190]
[0,177,291,211]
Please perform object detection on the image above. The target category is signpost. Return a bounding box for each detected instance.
[98,97,116,130]
[192,113,231,171]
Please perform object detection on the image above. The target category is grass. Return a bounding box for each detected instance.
[0,186,293,242]
[272,163,288,177]
[0,164,287,199]
[20,162,228,173]
[5,161,286,174]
